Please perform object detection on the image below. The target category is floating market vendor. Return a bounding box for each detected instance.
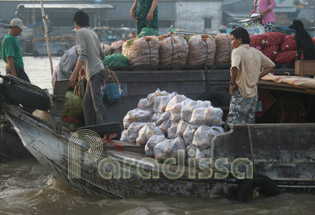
[130,0,159,35]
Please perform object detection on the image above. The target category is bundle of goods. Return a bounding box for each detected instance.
[103,53,128,67]
[111,40,124,54]
[214,34,232,65]
[187,35,216,66]
[101,44,112,57]
[263,32,286,47]
[159,35,189,65]
[280,35,296,52]
[62,91,84,131]
[274,50,297,64]
[262,45,278,61]
[122,36,160,66]
[250,34,266,50]
[137,27,160,38]
[120,89,224,166]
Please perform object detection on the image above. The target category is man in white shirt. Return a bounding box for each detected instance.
[227,27,275,124]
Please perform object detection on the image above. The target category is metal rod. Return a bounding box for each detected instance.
[39,0,54,76]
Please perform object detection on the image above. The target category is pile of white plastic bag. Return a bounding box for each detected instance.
[120,89,225,165]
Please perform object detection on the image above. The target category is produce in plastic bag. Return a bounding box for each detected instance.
[176,119,189,138]
[63,91,83,118]
[165,95,187,112]
[145,135,167,157]
[197,100,212,108]
[126,122,150,143]
[122,36,160,66]
[152,112,162,122]
[192,125,224,150]
[136,124,164,146]
[137,98,153,111]
[196,148,211,168]
[169,103,183,123]
[159,118,172,134]
[123,108,152,129]
[111,40,124,54]
[158,93,176,112]
[120,130,128,141]
[186,144,197,161]
[187,35,216,66]
[183,124,198,145]
[264,32,286,47]
[154,137,186,162]
[159,36,189,65]
[250,34,266,49]
[190,107,223,126]
[167,123,178,139]
[147,89,170,105]
[156,112,171,126]
[181,100,199,122]
[214,34,232,65]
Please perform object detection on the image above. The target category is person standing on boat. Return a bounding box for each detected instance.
[130,0,159,35]
[1,18,30,82]
[70,11,110,126]
[227,27,275,124]
[248,0,277,32]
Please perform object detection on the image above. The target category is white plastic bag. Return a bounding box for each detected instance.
[192,125,224,150]
[159,118,172,134]
[126,122,150,143]
[176,119,189,138]
[154,137,185,162]
[167,123,178,139]
[169,103,183,123]
[158,93,176,112]
[181,100,199,122]
[145,134,167,157]
[196,148,211,168]
[156,112,171,126]
[120,130,128,141]
[123,108,152,129]
[165,95,187,112]
[183,124,198,145]
[137,98,153,111]
[136,124,164,146]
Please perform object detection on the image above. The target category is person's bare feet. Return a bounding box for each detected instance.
[104,133,117,140]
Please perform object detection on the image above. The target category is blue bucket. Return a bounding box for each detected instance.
[105,83,120,104]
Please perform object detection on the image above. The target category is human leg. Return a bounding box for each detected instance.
[83,80,97,126]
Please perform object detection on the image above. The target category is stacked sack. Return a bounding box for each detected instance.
[214,34,232,65]
[122,36,160,66]
[187,35,216,66]
[276,35,297,64]
[250,32,297,64]
[120,89,224,166]
[111,40,124,54]
[159,35,189,65]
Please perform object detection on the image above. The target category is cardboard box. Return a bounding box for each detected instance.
[295,60,315,77]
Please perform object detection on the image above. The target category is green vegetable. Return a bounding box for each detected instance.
[63,91,83,118]
[103,53,129,67]
[137,27,159,38]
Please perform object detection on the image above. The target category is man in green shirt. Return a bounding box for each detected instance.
[1,18,30,82]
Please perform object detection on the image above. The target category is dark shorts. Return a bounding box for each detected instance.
[6,66,30,83]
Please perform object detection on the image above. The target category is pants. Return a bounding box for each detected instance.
[83,70,111,126]
[227,88,258,124]
[6,66,30,83]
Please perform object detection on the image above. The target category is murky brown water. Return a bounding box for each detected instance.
[1,57,315,215]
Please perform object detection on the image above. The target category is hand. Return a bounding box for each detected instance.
[130,9,136,21]
[229,85,237,96]
[260,12,265,18]
[69,74,77,88]
[147,11,153,22]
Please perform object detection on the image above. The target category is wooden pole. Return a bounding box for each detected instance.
[39,0,54,76]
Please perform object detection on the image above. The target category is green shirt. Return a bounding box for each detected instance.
[1,33,24,68]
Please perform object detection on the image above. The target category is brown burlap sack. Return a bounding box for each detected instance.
[159,36,189,65]
[187,35,216,66]
[122,36,160,66]
[214,34,232,65]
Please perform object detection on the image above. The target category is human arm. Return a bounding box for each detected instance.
[259,52,276,79]
[6,57,17,77]
[130,0,138,21]
[229,67,238,96]
[69,59,83,88]
[260,0,276,17]
[147,0,158,22]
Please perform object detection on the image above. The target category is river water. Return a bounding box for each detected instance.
[1,57,315,215]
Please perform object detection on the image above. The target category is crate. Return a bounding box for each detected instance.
[295,60,315,77]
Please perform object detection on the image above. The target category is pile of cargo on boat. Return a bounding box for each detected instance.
[120,89,225,165]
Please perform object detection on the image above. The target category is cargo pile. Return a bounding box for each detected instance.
[120,89,225,165]
[250,32,297,64]
[102,33,232,66]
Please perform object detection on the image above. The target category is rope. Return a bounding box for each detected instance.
[246,124,256,174]
[170,36,175,65]
[203,40,209,66]
[146,40,152,66]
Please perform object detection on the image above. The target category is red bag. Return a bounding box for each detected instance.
[274,50,297,64]
[280,35,296,51]
[262,45,278,61]
[264,32,286,47]
[250,35,266,50]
